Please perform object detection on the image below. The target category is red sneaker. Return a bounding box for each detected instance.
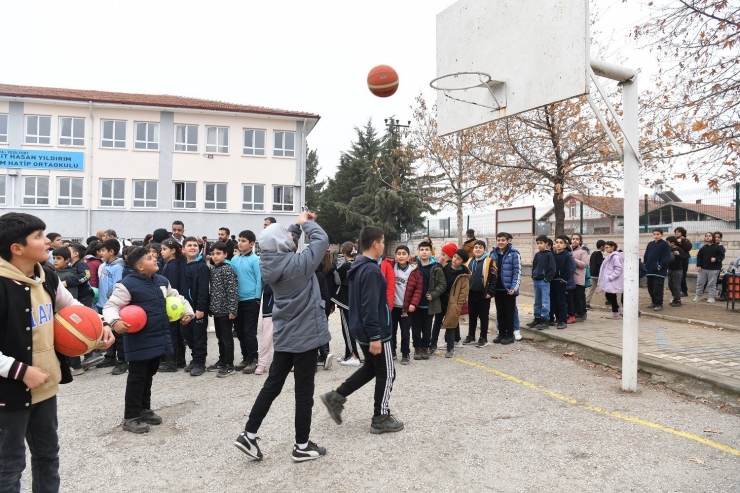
[567,316,576,324]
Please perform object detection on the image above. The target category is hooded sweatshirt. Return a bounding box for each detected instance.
[231,250,262,301]
[97,257,125,309]
[348,255,391,344]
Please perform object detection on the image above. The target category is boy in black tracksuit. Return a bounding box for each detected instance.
[322,226,404,434]
[179,237,211,376]
[550,238,571,329]
[665,236,688,307]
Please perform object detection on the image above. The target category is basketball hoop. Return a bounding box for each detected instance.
[429,71,506,111]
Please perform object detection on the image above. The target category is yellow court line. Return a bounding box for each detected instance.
[452,355,740,457]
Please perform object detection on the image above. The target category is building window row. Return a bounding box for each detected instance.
[0,114,295,157]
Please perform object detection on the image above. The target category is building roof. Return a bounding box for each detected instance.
[0,84,320,120]
[538,194,735,222]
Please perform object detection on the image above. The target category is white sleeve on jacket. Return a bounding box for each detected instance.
[102,283,132,324]
[165,283,195,317]
[0,351,15,379]
[55,281,82,310]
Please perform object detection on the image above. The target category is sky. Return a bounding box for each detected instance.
[1,0,671,215]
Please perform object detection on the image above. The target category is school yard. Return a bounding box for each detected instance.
[30,312,740,492]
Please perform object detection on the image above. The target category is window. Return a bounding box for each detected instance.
[0,114,7,143]
[273,131,295,157]
[0,175,5,205]
[206,126,229,154]
[59,117,85,146]
[205,183,227,210]
[242,184,264,211]
[569,203,577,218]
[100,179,125,207]
[101,120,126,148]
[243,129,265,156]
[134,122,159,150]
[25,116,52,145]
[175,124,198,152]
[133,180,157,208]
[173,181,196,209]
[57,177,83,206]
[273,185,293,211]
[23,176,49,205]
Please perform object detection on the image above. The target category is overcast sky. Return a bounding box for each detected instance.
[2,0,666,212]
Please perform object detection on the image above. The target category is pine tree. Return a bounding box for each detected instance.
[304,148,324,213]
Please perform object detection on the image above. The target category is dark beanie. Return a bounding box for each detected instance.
[455,248,469,263]
[152,228,170,243]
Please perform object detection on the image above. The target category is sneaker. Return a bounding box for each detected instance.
[392,352,397,361]
[611,312,620,318]
[183,362,194,373]
[574,316,584,323]
[190,364,205,376]
[97,357,116,369]
[81,351,104,369]
[253,364,265,375]
[420,349,430,360]
[654,305,663,311]
[413,348,422,360]
[669,302,681,307]
[567,316,576,324]
[463,335,476,345]
[681,292,688,297]
[234,432,263,460]
[140,409,162,425]
[526,319,540,328]
[476,339,489,348]
[234,359,249,371]
[428,344,438,355]
[122,417,150,434]
[454,340,464,348]
[70,367,84,376]
[513,330,522,341]
[207,361,224,372]
[536,321,549,330]
[323,354,334,370]
[549,321,557,326]
[692,296,701,302]
[111,362,128,375]
[370,413,404,434]
[646,303,656,309]
[492,335,504,344]
[320,391,347,425]
[242,359,258,374]
[557,322,567,329]
[586,304,593,310]
[292,441,326,462]
[445,349,455,358]
[707,298,716,304]
[401,355,410,365]
[340,357,360,367]
[217,365,236,378]
[501,336,515,345]
[159,358,177,373]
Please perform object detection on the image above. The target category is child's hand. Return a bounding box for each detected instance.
[228,314,236,320]
[485,294,491,299]
[23,366,50,389]
[369,340,382,355]
[408,305,416,313]
[711,257,716,263]
[97,325,115,350]
[674,251,680,256]
[508,289,515,295]
[181,315,192,324]
[112,320,130,334]
[62,281,67,287]
[195,310,205,320]
[426,294,433,301]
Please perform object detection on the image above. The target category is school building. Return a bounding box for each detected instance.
[0,84,320,239]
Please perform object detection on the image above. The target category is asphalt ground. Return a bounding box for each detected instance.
[22,313,740,492]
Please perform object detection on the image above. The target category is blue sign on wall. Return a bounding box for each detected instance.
[0,149,84,171]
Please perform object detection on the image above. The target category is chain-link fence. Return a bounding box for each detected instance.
[405,213,497,240]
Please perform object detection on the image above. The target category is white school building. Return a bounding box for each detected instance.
[0,84,320,240]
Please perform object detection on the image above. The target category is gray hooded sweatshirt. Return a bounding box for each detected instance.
[258,221,331,353]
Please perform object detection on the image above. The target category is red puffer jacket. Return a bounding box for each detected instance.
[403,267,423,312]
[380,257,396,309]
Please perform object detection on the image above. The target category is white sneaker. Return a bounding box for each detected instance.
[707,298,716,303]
[323,353,334,370]
[693,296,701,302]
[340,357,360,367]
[454,340,463,348]
[514,330,522,341]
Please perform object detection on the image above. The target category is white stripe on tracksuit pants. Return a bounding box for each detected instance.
[336,340,395,416]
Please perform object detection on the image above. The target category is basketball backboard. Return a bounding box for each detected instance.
[433,0,590,136]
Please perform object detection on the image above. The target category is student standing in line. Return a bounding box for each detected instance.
[673,227,693,297]
[586,240,605,308]
[179,237,211,376]
[410,241,446,359]
[389,245,422,365]
[439,249,471,358]
[643,228,672,311]
[665,236,688,308]
[207,242,239,377]
[158,238,187,372]
[694,232,725,303]
[550,236,571,329]
[231,230,262,374]
[492,232,521,344]
[599,241,624,317]
[528,235,555,330]
[464,241,497,346]
[332,242,360,366]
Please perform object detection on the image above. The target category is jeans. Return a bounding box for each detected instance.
[467,290,491,341]
[234,300,260,361]
[646,276,665,306]
[336,341,395,416]
[550,281,568,322]
[181,317,208,366]
[411,307,433,349]
[0,396,60,493]
[339,308,358,359]
[696,269,719,299]
[667,270,682,303]
[494,292,516,337]
[532,279,551,320]
[245,348,318,444]
[213,315,235,366]
[391,307,411,356]
[124,357,161,419]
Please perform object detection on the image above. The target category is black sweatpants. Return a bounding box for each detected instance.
[391,307,411,356]
[680,257,689,294]
[105,331,125,363]
[213,315,235,366]
[605,292,620,313]
[336,341,395,416]
[574,285,586,317]
[339,307,359,359]
[550,281,568,322]
[234,300,260,361]
[411,307,433,349]
[647,276,665,306]
[124,357,161,419]
[245,348,318,444]
[494,292,516,338]
[467,290,491,341]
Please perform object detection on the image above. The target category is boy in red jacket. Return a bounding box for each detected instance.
[388,246,422,364]
[380,256,396,310]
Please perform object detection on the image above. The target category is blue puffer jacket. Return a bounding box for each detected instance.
[494,244,521,295]
[118,273,173,362]
[566,253,576,291]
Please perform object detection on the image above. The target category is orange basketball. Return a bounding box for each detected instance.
[367,65,399,98]
[54,305,103,357]
[120,305,147,333]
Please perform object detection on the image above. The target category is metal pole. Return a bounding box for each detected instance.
[427,220,430,238]
[467,214,470,230]
[644,194,649,233]
[580,200,584,234]
[736,182,739,230]
[622,76,640,392]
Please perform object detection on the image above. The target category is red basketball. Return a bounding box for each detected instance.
[120,305,147,333]
[54,305,104,357]
[367,65,399,98]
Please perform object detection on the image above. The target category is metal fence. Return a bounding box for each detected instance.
[640,184,739,233]
[406,212,498,240]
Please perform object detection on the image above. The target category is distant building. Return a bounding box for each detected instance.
[0,84,320,239]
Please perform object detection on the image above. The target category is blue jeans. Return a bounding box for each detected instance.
[0,396,60,493]
[533,279,551,319]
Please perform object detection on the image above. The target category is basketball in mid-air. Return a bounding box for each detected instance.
[367,65,399,98]
[54,305,103,357]
[120,305,147,333]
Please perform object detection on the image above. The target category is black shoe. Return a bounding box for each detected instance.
[501,336,515,345]
[190,364,205,376]
[557,322,567,329]
[536,321,549,330]
[646,303,656,309]
[234,359,249,371]
[400,355,410,365]
[122,417,149,434]
[370,413,404,434]
[242,359,258,374]
[462,335,476,345]
[81,351,104,369]
[475,338,489,348]
[140,409,162,425]
[97,357,116,369]
[207,361,224,372]
[217,365,235,378]
[183,362,194,373]
[428,345,438,355]
[320,391,346,425]
[586,304,593,310]
[234,432,263,460]
[492,335,504,344]
[654,305,663,312]
[549,321,557,327]
[160,355,177,372]
[111,362,128,375]
[669,302,681,307]
[526,319,540,328]
[681,292,688,298]
[292,441,326,462]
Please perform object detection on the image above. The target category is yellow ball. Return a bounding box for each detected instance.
[166,297,186,322]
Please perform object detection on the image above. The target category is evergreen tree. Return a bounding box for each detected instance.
[304,148,324,213]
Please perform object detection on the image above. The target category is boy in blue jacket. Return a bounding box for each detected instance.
[322,226,404,435]
[97,239,128,373]
[492,232,521,345]
[180,237,211,376]
[643,228,672,311]
[231,230,262,374]
[528,235,555,330]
